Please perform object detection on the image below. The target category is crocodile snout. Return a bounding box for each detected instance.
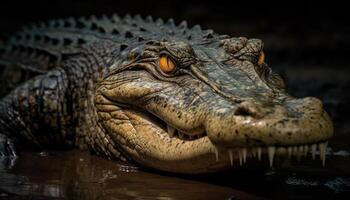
[206,96,333,148]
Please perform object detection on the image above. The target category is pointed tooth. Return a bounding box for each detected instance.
[319,143,325,161]
[311,144,317,160]
[257,147,262,161]
[267,146,276,167]
[214,148,219,161]
[242,148,247,164]
[288,147,292,159]
[167,125,176,137]
[228,149,233,166]
[319,142,328,166]
[297,146,303,161]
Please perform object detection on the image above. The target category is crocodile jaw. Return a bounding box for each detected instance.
[95,91,333,173]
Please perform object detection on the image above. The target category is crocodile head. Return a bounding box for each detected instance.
[95,36,333,173]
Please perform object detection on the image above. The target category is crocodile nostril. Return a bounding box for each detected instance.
[234,104,257,117]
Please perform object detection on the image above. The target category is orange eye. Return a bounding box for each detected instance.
[159,55,176,74]
[258,51,265,65]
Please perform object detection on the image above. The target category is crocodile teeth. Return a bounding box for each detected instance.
[214,148,219,161]
[167,125,176,137]
[267,146,276,167]
[319,142,328,166]
[218,142,328,168]
[228,149,233,166]
[242,148,247,164]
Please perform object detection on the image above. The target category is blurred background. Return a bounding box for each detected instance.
[0,0,349,199]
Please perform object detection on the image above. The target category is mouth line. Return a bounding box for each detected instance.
[105,99,330,168]
[165,124,206,141]
[139,108,207,141]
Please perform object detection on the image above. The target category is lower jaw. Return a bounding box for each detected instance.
[128,132,329,173]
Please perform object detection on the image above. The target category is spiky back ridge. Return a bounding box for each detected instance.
[0,14,218,97]
[0,14,217,66]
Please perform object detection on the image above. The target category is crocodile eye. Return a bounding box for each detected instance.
[159,55,176,74]
[258,51,265,65]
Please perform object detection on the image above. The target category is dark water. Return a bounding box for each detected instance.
[0,149,349,200]
[0,151,263,200]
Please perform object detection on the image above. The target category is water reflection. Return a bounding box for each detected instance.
[1,150,350,199]
[0,151,263,200]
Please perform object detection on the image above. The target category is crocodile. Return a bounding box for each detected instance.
[0,14,333,173]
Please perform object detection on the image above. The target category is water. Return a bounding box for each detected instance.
[0,149,349,200]
[0,151,263,200]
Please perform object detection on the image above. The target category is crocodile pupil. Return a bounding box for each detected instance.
[258,51,265,65]
[159,55,176,73]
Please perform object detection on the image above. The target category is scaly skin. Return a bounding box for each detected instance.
[0,14,333,173]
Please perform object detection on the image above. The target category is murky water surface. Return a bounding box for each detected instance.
[0,149,349,200]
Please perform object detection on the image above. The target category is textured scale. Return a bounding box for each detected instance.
[0,14,210,97]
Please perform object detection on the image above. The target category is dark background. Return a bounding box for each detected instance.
[0,0,348,66]
[0,0,349,144]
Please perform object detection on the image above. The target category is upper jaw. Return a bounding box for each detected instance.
[205,97,333,147]
[157,95,333,168]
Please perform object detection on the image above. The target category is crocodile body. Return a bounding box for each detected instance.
[0,14,333,173]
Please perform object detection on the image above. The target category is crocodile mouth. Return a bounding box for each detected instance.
[96,93,331,173]
[153,115,207,141]
[144,108,329,167]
